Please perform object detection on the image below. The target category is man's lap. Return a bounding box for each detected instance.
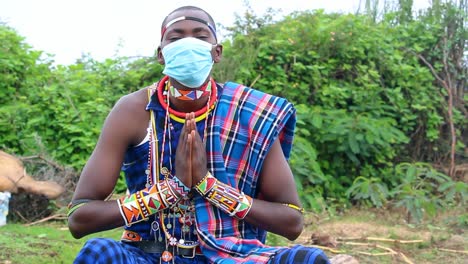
[74,238,329,264]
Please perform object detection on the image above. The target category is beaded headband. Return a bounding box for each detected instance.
[161,16,217,41]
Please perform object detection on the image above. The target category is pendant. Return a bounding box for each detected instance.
[179,214,194,225]
[182,225,190,233]
[161,167,170,177]
[161,250,173,262]
[151,221,160,231]
[168,236,178,246]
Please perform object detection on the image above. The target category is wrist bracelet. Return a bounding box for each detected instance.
[117,180,181,226]
[169,176,191,197]
[234,194,253,219]
[196,172,253,219]
[195,171,216,196]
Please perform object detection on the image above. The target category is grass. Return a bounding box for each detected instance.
[0,207,466,264]
[0,222,122,264]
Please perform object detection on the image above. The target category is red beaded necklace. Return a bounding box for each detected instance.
[157,75,217,120]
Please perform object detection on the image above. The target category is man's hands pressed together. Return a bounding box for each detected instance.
[175,112,207,189]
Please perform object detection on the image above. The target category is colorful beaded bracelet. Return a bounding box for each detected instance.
[195,171,252,220]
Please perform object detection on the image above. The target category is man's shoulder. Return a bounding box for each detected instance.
[105,86,150,137]
[117,86,152,108]
[221,81,285,102]
[220,81,261,96]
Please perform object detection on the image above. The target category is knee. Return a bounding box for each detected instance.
[272,246,330,264]
[310,248,330,264]
[313,252,329,264]
[74,238,117,264]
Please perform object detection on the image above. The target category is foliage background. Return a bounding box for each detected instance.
[0,0,466,223]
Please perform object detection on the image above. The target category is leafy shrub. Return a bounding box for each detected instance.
[391,162,467,223]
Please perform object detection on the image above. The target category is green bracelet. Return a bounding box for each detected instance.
[67,199,91,217]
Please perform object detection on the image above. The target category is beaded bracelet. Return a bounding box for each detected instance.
[67,199,91,217]
[195,171,252,220]
[195,171,216,195]
[117,179,181,226]
[157,178,181,207]
[168,176,191,197]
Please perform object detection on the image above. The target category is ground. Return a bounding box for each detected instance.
[269,207,467,264]
[0,207,466,264]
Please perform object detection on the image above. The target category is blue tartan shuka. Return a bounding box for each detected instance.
[193,82,297,263]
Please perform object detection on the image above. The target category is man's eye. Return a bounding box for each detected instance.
[169,37,181,41]
[196,36,209,39]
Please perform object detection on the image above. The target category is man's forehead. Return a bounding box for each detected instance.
[161,9,217,41]
[163,10,210,28]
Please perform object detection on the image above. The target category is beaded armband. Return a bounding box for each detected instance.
[283,203,305,214]
[195,172,253,220]
[117,179,181,226]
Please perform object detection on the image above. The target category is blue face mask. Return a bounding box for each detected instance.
[162,37,215,88]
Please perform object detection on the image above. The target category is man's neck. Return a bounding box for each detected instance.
[169,95,209,113]
[167,77,211,113]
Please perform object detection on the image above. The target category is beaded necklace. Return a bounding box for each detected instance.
[157,75,217,124]
[168,79,212,101]
[145,87,159,188]
[147,76,217,262]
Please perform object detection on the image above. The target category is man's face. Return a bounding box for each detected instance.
[158,10,222,65]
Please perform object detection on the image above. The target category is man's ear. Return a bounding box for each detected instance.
[213,44,223,63]
[157,46,165,65]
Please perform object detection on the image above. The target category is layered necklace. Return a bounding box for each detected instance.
[157,76,217,124]
[146,76,217,262]
[146,76,217,186]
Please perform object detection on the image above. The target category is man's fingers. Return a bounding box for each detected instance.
[186,131,193,186]
[188,112,195,132]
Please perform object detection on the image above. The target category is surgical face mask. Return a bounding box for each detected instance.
[162,37,215,88]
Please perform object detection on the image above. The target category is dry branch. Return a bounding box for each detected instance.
[342,241,416,264]
[438,248,468,254]
[24,213,67,226]
[338,236,424,244]
[366,237,424,244]
[399,252,415,264]
[20,154,65,171]
[309,245,344,254]
[14,210,29,222]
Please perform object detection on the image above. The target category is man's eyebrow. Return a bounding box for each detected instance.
[166,27,212,35]
[192,27,211,33]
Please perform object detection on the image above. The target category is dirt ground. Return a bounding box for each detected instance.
[292,208,467,264]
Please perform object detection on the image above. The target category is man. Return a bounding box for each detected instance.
[68,5,330,264]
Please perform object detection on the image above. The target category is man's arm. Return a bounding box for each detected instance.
[244,138,304,241]
[68,93,146,239]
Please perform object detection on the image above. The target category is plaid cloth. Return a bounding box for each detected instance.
[269,245,330,264]
[194,82,298,263]
[74,238,208,264]
[74,239,329,264]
